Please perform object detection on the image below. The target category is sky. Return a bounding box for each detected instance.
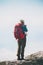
[0,0,43,61]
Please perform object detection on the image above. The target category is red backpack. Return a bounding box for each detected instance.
[14,23,25,39]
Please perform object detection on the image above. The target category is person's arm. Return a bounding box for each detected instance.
[24,25,28,36]
[24,25,28,32]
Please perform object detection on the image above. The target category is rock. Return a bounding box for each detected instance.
[0,51,43,65]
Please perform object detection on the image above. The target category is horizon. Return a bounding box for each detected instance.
[0,0,43,61]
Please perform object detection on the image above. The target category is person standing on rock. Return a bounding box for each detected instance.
[14,20,28,60]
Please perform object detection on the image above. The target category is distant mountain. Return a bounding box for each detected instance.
[0,51,43,65]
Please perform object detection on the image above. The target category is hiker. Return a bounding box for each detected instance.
[14,20,28,60]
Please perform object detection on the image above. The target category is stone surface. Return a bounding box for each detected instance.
[0,51,43,65]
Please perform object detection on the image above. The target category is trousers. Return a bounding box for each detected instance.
[17,36,26,59]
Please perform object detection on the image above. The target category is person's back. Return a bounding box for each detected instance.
[14,23,26,39]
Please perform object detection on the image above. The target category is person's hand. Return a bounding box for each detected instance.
[25,32,27,35]
[16,39,18,41]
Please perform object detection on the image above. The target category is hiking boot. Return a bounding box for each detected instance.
[17,55,21,60]
[21,57,25,60]
[17,58,21,60]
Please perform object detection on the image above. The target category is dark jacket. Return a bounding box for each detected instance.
[21,25,28,33]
